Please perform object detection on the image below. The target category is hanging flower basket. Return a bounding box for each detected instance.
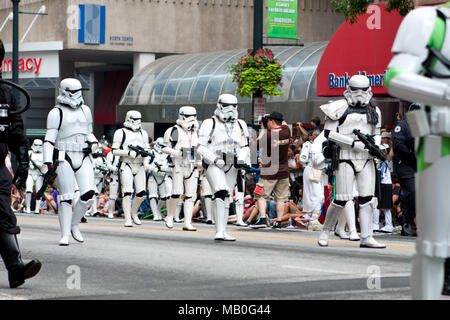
[228,48,285,98]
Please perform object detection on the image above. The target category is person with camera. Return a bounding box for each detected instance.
[251,112,291,229]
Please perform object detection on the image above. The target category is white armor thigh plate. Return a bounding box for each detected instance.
[148,177,159,198]
[109,174,119,200]
[335,160,375,201]
[205,165,230,194]
[209,121,242,165]
[74,157,95,196]
[201,174,212,196]
[25,175,34,193]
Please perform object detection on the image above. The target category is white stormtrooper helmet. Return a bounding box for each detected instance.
[344,75,373,107]
[154,137,165,153]
[176,106,198,131]
[57,78,85,109]
[214,93,238,122]
[31,139,43,153]
[124,110,142,132]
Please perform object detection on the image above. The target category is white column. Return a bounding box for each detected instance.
[133,53,156,75]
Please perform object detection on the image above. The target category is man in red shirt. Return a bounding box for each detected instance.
[251,112,291,229]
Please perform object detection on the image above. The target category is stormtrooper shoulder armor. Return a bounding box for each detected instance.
[391,7,437,57]
[46,107,62,130]
[320,99,349,121]
[198,118,215,145]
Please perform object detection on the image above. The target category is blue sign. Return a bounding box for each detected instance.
[78,4,105,45]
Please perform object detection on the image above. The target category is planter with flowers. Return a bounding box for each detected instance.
[228,48,284,98]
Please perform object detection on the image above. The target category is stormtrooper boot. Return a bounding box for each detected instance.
[150,198,162,221]
[214,198,235,241]
[318,202,343,247]
[204,196,213,224]
[122,195,133,227]
[71,198,93,243]
[0,231,42,288]
[182,199,197,231]
[108,199,115,219]
[234,199,247,227]
[34,199,41,214]
[165,197,178,229]
[334,211,349,239]
[25,192,32,214]
[359,202,385,248]
[411,253,445,300]
[130,196,144,225]
[344,201,360,241]
[58,202,73,246]
[308,210,323,231]
[373,208,380,232]
[174,198,183,223]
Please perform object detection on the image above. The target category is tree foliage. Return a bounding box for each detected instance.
[331,0,415,24]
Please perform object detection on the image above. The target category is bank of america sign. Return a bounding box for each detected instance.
[78,4,106,45]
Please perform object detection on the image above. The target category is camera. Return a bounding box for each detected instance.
[259,115,268,128]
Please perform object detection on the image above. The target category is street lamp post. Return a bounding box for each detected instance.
[251,0,264,127]
[12,0,20,85]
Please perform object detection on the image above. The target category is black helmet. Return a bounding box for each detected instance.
[408,102,421,112]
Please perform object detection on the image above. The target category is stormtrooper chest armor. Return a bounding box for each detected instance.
[337,109,375,137]
[29,151,43,172]
[55,105,91,151]
[209,119,242,155]
[122,129,147,149]
[173,127,198,150]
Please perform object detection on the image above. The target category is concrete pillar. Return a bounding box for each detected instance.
[142,122,155,141]
[133,53,156,75]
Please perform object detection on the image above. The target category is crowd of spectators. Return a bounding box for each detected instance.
[11,112,416,237]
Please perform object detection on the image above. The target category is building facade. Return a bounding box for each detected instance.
[0,0,345,140]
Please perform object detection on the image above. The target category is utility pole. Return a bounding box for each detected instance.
[252,0,264,127]
[12,0,20,85]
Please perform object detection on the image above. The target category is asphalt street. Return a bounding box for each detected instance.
[0,213,446,301]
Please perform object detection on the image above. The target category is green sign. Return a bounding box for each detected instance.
[267,0,298,39]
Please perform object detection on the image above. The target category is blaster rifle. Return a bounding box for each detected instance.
[128,145,155,162]
[231,154,254,173]
[36,162,59,198]
[95,165,109,175]
[352,129,386,162]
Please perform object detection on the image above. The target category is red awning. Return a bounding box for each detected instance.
[94,70,131,125]
[316,3,404,97]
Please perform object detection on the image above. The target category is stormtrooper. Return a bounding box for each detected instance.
[105,147,120,219]
[112,110,151,227]
[317,74,385,249]
[162,106,201,231]
[385,3,450,299]
[197,94,250,241]
[25,139,44,214]
[145,137,172,221]
[42,78,98,246]
[92,148,108,216]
